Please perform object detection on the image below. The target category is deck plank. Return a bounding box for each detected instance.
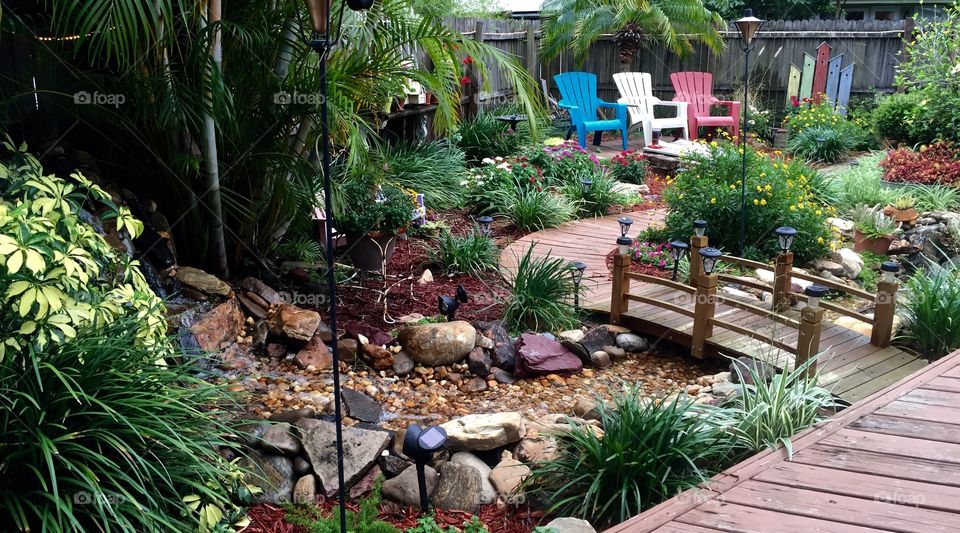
[849,413,960,444]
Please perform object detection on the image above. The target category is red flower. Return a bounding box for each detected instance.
[790,95,800,107]
[528,176,536,184]
[536,186,542,192]
[463,55,473,65]
[459,75,471,86]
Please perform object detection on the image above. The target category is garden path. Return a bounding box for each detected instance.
[608,348,960,533]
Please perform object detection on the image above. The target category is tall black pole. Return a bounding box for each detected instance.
[739,46,751,257]
[314,37,349,533]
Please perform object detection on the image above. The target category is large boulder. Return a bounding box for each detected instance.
[832,248,864,279]
[176,266,231,297]
[514,333,582,377]
[440,412,526,451]
[397,321,477,366]
[615,333,648,353]
[190,299,245,352]
[382,464,437,507]
[294,334,332,370]
[276,304,322,344]
[296,418,390,495]
[544,517,597,533]
[259,422,301,456]
[450,452,496,504]
[474,321,516,370]
[432,462,483,512]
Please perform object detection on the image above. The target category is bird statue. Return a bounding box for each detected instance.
[438,284,469,321]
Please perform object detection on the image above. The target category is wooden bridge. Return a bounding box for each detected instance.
[501,212,926,404]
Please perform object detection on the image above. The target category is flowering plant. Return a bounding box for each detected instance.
[540,140,607,184]
[462,156,547,208]
[784,95,870,150]
[609,150,648,184]
[880,142,960,185]
[628,241,675,269]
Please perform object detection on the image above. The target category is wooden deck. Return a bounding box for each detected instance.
[587,282,925,404]
[607,349,960,533]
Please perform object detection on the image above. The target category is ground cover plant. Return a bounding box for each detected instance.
[428,228,499,276]
[826,152,897,213]
[787,126,856,164]
[609,150,649,184]
[784,97,871,152]
[901,258,960,360]
[880,142,960,185]
[662,141,834,261]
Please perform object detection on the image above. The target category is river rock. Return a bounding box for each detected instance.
[296,418,390,495]
[242,276,282,305]
[270,407,315,424]
[383,464,437,507]
[378,454,412,478]
[832,247,864,279]
[176,266,231,297]
[515,435,558,462]
[450,452,496,504]
[729,356,776,385]
[573,397,601,421]
[295,334,332,370]
[515,333,582,377]
[813,259,845,277]
[557,329,585,343]
[341,388,382,423]
[397,321,477,366]
[615,332,647,352]
[440,412,526,451]
[260,422,301,456]
[433,462,483,512]
[474,321,516,370]
[242,451,294,504]
[276,304,321,343]
[580,325,613,355]
[238,294,269,320]
[544,517,597,533]
[293,475,317,505]
[602,344,625,361]
[489,457,530,501]
[392,351,415,376]
[590,350,611,369]
[337,338,358,363]
[361,342,394,370]
[490,367,517,384]
[467,347,492,376]
[190,299,244,352]
[560,339,589,363]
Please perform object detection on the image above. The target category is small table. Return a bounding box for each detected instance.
[495,114,527,130]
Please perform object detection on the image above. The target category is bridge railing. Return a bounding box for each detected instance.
[610,229,899,372]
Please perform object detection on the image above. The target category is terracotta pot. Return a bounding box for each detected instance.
[347,232,397,271]
[853,229,894,255]
[891,207,918,223]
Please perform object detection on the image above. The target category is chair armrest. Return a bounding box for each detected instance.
[715,100,741,119]
[652,100,687,119]
[597,100,628,123]
[558,100,585,123]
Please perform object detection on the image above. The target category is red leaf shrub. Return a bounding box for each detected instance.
[880,142,960,185]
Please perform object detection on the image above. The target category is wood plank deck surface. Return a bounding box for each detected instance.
[606,349,960,533]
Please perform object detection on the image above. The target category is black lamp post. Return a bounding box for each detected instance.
[477,215,493,237]
[734,9,764,256]
[568,261,587,309]
[699,247,723,276]
[618,215,634,237]
[775,226,797,253]
[669,240,689,282]
[304,0,373,530]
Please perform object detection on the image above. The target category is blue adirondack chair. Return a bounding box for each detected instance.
[554,72,629,151]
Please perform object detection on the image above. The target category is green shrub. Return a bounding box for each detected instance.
[902,259,960,359]
[539,140,607,186]
[503,244,579,333]
[377,140,468,209]
[525,389,732,527]
[871,91,924,143]
[286,477,398,533]
[787,126,855,163]
[0,139,167,360]
[608,149,649,184]
[784,98,871,150]
[456,111,526,164]
[911,183,960,212]
[559,171,623,217]
[0,318,250,532]
[829,152,898,213]
[662,141,833,262]
[336,177,417,237]
[492,187,575,232]
[708,358,838,458]
[428,228,499,276]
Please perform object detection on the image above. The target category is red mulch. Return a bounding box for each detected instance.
[244,500,547,533]
[603,246,675,280]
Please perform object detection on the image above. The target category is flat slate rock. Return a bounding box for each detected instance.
[296,418,390,496]
[341,388,382,423]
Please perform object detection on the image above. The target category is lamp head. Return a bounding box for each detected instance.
[618,216,634,237]
[581,178,593,194]
[699,247,722,275]
[693,219,707,237]
[617,235,633,256]
[734,8,764,49]
[774,226,797,253]
[569,261,587,285]
[669,240,689,262]
[804,284,828,309]
[477,215,493,236]
[881,261,900,283]
[304,0,373,38]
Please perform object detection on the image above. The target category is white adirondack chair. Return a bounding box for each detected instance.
[613,72,689,144]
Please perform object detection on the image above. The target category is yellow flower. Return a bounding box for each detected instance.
[710,141,718,147]
[818,237,825,244]
[729,184,736,190]
[816,209,822,215]
[756,185,763,192]
[753,199,759,205]
[760,198,767,206]
[764,184,772,191]
[789,205,796,211]
[710,197,717,204]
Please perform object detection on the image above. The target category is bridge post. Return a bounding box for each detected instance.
[609,252,631,325]
[773,251,794,311]
[691,272,717,359]
[688,234,708,285]
[871,278,898,347]
[797,305,825,377]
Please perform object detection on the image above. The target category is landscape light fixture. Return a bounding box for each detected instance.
[881,261,900,283]
[438,285,469,322]
[617,235,633,256]
[569,261,587,309]
[699,247,722,275]
[775,226,797,253]
[669,240,689,282]
[734,8,765,257]
[477,215,493,237]
[581,178,593,195]
[816,136,827,152]
[693,219,708,237]
[618,215,634,237]
[402,424,448,513]
[303,0,374,529]
[804,285,829,309]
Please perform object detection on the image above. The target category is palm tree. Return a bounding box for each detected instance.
[540,0,725,70]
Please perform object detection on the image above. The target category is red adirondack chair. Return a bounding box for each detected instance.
[670,72,740,141]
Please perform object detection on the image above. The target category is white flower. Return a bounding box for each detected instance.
[952,63,960,74]
[496,163,511,170]
[481,157,495,165]
[459,180,469,186]
[494,156,504,162]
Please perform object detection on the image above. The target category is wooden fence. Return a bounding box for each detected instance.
[445,17,909,121]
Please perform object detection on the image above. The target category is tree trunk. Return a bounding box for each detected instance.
[201,0,229,276]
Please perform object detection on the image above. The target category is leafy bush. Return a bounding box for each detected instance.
[525,389,732,527]
[456,111,526,164]
[539,140,608,186]
[852,204,899,239]
[787,126,855,163]
[902,259,960,359]
[880,142,960,185]
[428,228,499,276]
[784,97,871,150]
[910,183,960,212]
[628,240,676,269]
[377,140,468,209]
[336,177,418,236]
[492,187,575,232]
[829,152,898,213]
[608,149,649,184]
[0,140,166,360]
[0,318,250,532]
[502,244,580,333]
[662,141,834,261]
[286,477,398,533]
[871,91,924,143]
[709,358,838,457]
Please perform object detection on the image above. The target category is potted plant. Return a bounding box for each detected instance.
[884,195,919,223]
[337,177,417,271]
[852,205,899,255]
